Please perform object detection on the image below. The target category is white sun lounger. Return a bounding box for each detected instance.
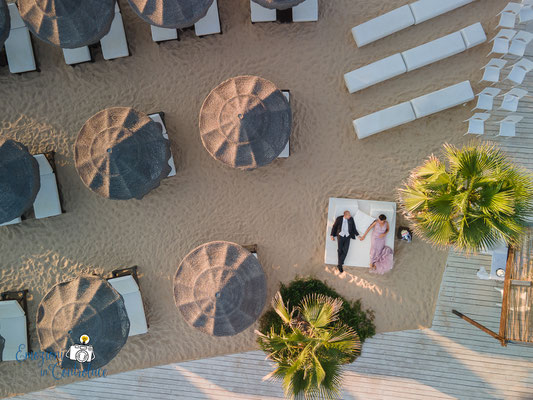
[488,29,517,56]
[195,0,221,36]
[498,115,523,137]
[151,26,179,42]
[148,113,177,177]
[353,81,474,139]
[509,30,533,57]
[481,58,508,83]
[0,300,28,361]
[345,23,485,94]
[473,87,501,111]
[506,58,533,85]
[108,275,148,336]
[464,113,490,135]
[498,2,522,28]
[250,1,276,23]
[292,0,318,22]
[100,3,129,60]
[324,197,396,268]
[63,47,92,66]
[0,217,22,227]
[519,4,533,23]
[351,0,474,47]
[500,88,528,112]
[278,91,291,158]
[33,155,62,220]
[4,3,37,74]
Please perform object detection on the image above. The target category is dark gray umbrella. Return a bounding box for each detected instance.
[128,0,214,29]
[0,334,5,362]
[75,107,172,200]
[36,275,130,370]
[199,76,292,170]
[0,138,40,225]
[0,0,10,49]
[174,241,267,336]
[252,0,305,10]
[18,0,116,49]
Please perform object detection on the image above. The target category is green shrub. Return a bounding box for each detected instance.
[258,277,376,346]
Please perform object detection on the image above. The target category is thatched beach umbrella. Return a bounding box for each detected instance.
[18,0,116,48]
[174,241,267,336]
[0,138,40,225]
[251,0,305,10]
[0,0,10,49]
[128,0,214,29]
[75,107,171,200]
[199,75,292,170]
[36,275,130,370]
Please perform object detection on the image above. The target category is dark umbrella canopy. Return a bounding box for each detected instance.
[0,138,40,225]
[36,275,130,370]
[75,107,171,200]
[252,0,305,10]
[174,241,267,336]
[199,75,292,170]
[0,0,10,49]
[128,0,214,29]
[18,0,116,49]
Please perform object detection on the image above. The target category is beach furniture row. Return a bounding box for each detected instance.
[353,81,474,139]
[351,0,474,47]
[482,57,533,85]
[324,198,396,268]
[465,113,524,137]
[498,1,533,29]
[251,0,318,23]
[344,23,486,94]
[489,29,533,57]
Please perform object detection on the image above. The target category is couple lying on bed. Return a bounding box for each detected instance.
[330,210,393,274]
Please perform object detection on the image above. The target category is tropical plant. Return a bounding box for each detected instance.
[256,292,362,400]
[399,142,533,252]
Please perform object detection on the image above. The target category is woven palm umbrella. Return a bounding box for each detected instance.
[0,0,10,49]
[199,75,292,170]
[174,241,267,336]
[18,0,116,48]
[36,275,130,370]
[251,0,305,10]
[128,0,214,29]
[75,107,171,200]
[0,138,40,225]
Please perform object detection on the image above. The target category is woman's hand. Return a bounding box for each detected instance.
[359,235,365,241]
[379,233,386,239]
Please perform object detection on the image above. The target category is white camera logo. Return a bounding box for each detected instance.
[67,334,95,363]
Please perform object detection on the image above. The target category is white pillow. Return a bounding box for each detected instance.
[354,209,375,235]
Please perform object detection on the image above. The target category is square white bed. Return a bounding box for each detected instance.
[324,197,396,268]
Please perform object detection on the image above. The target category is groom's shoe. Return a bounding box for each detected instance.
[337,265,344,273]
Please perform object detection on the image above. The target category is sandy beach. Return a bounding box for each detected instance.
[0,0,505,397]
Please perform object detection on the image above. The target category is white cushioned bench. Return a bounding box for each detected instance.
[344,54,407,94]
[353,102,416,140]
[409,0,474,24]
[352,5,414,47]
[401,31,466,71]
[410,80,474,118]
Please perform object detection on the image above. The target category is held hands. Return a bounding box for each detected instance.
[358,235,365,241]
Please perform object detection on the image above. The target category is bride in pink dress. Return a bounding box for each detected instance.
[359,214,393,274]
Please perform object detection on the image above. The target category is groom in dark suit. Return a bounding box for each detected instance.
[330,211,359,273]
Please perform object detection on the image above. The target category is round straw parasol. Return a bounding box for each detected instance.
[18,0,116,48]
[0,0,10,49]
[174,241,267,336]
[199,75,292,170]
[0,138,40,225]
[251,0,305,10]
[127,0,214,29]
[36,275,130,370]
[75,107,171,200]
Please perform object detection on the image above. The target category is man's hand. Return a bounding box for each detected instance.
[330,236,335,241]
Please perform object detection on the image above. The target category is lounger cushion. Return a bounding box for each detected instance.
[0,301,28,361]
[109,276,148,336]
[344,54,407,93]
[5,4,37,74]
[250,0,276,23]
[410,81,474,118]
[8,3,25,29]
[409,0,474,24]
[460,23,486,49]
[353,102,416,139]
[100,12,129,60]
[401,31,466,72]
[354,210,375,234]
[194,0,221,36]
[292,0,318,22]
[151,26,178,42]
[352,5,415,47]
[63,47,91,65]
[33,173,62,219]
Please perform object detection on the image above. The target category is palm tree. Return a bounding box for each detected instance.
[399,142,533,252]
[256,292,361,400]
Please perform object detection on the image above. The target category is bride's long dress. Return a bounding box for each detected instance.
[369,222,393,274]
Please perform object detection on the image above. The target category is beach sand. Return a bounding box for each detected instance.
[0,0,505,396]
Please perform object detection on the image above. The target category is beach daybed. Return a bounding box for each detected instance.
[250,0,318,23]
[100,3,129,60]
[351,0,474,47]
[0,290,29,361]
[148,112,177,176]
[345,23,485,93]
[324,197,396,268]
[4,3,37,74]
[353,81,474,139]
[108,267,148,336]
